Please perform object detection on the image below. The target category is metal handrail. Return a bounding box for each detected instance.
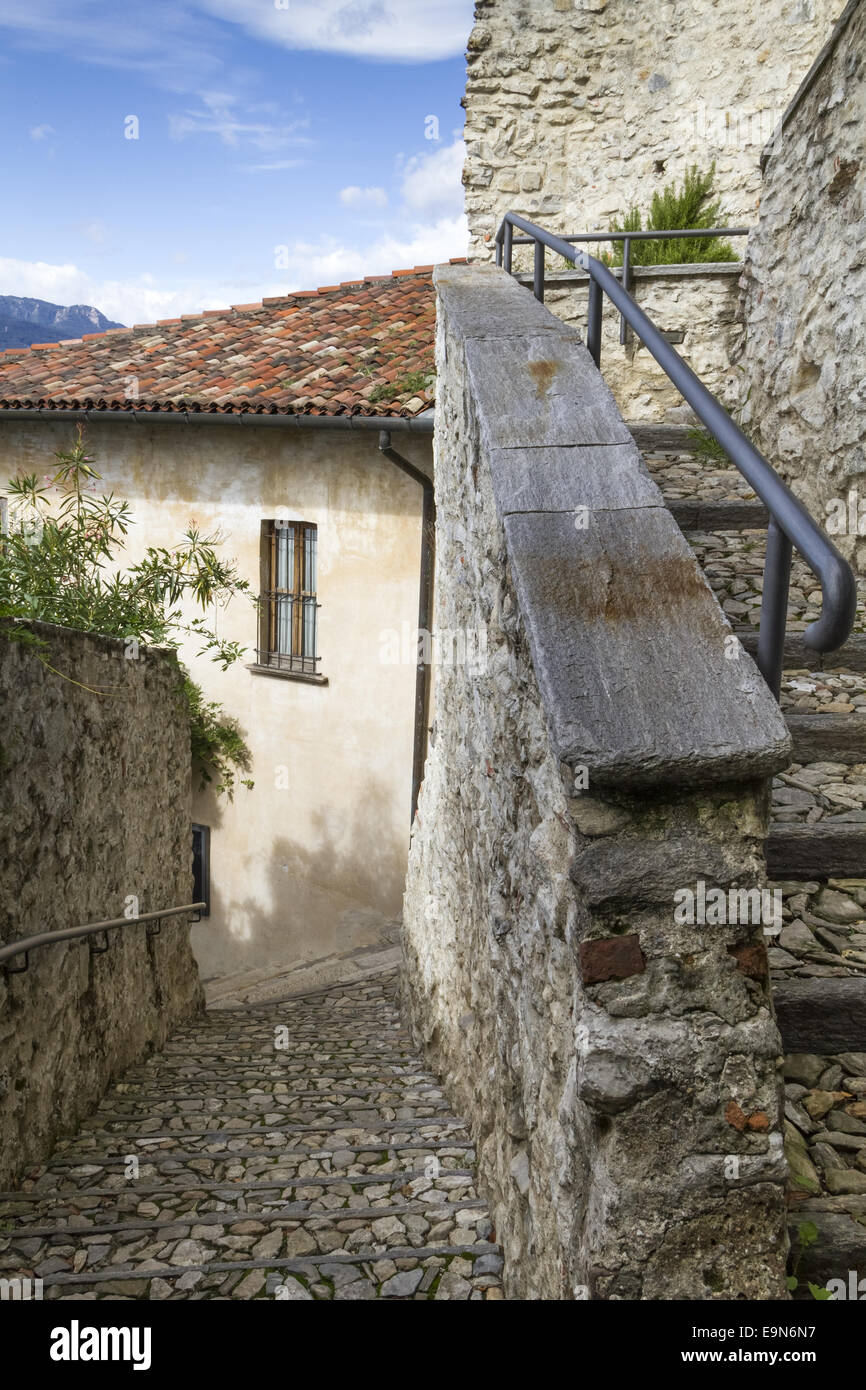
[500,223,749,344]
[0,902,206,974]
[494,212,857,697]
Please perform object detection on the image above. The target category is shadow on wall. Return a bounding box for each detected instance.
[192,768,407,980]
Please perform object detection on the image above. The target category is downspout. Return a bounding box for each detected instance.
[377,430,435,824]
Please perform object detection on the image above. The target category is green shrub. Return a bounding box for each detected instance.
[605,163,739,267]
[0,425,252,667]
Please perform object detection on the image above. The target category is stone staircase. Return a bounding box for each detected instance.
[2,426,862,1303]
[0,972,503,1300]
[641,424,866,1295]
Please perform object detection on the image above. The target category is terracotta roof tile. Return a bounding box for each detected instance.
[0,265,440,418]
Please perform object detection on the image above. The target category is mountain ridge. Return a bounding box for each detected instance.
[0,296,124,351]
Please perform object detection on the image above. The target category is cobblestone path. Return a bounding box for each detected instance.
[0,972,504,1300]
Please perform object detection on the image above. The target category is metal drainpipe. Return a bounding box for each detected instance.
[377,430,435,824]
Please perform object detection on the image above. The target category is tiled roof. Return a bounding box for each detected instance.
[0,262,462,418]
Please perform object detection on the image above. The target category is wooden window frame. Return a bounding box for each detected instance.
[257,519,320,674]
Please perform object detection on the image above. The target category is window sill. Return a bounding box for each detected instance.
[247,663,328,686]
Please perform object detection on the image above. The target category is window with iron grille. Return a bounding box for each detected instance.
[257,520,320,673]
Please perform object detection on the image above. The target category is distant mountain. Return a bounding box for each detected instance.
[0,296,125,350]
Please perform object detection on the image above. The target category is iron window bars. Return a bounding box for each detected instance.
[494,212,857,698]
[257,519,321,674]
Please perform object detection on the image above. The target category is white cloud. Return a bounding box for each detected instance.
[0,1,474,84]
[0,211,468,328]
[29,122,55,140]
[279,214,468,288]
[79,220,108,246]
[242,159,306,172]
[399,136,465,218]
[0,255,280,326]
[339,185,388,207]
[195,0,474,63]
[0,1,227,93]
[168,91,310,151]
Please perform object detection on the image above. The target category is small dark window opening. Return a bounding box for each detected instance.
[257,519,320,673]
[192,824,210,917]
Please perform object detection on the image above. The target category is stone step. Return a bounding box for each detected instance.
[89,1096,454,1127]
[155,1043,419,1060]
[1,1202,495,1280]
[766,825,866,878]
[26,1140,478,1191]
[737,629,866,674]
[670,499,769,530]
[160,1037,412,1057]
[126,1062,429,1084]
[630,423,700,454]
[775,977,866,1053]
[685,528,866,640]
[59,1116,470,1154]
[1,1194,487,1237]
[185,1014,407,1035]
[784,712,866,765]
[81,1108,454,1134]
[35,1243,504,1300]
[0,971,502,1299]
[0,1169,479,1213]
[169,997,403,1022]
[0,1174,483,1226]
[111,1078,442,1101]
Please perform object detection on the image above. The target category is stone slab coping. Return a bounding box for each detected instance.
[436,261,792,789]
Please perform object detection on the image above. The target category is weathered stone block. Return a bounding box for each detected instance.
[0,622,203,1186]
[579,934,645,984]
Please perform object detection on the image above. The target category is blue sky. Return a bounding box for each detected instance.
[0,0,474,324]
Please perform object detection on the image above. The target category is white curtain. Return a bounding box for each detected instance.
[275,524,294,655]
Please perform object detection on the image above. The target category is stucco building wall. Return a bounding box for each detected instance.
[0,418,429,988]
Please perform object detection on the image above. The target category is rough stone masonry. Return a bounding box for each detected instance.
[736,0,866,578]
[402,263,794,1299]
[462,0,844,249]
[460,0,845,420]
[0,623,204,1187]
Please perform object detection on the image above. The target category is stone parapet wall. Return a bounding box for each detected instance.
[0,624,204,1186]
[402,263,792,1298]
[736,0,866,575]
